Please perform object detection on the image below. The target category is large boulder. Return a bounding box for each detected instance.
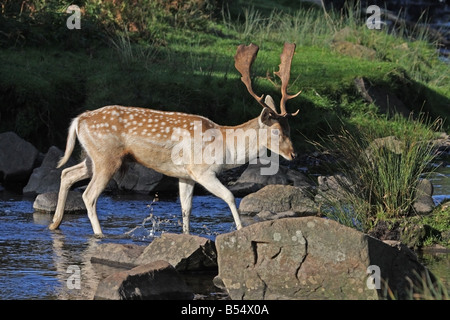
[23,146,78,195]
[0,132,39,184]
[215,216,433,300]
[94,260,194,300]
[239,185,317,221]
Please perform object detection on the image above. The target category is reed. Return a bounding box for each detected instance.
[312,114,442,232]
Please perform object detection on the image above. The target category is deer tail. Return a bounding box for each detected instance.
[57,117,79,168]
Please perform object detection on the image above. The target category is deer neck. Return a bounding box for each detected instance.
[219,117,267,168]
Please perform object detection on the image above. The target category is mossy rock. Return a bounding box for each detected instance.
[400,218,441,250]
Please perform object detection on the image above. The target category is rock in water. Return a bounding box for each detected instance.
[134,233,217,271]
[215,216,433,300]
[90,243,145,269]
[94,260,194,300]
[33,191,86,214]
[412,179,435,214]
[23,146,77,195]
[90,233,218,272]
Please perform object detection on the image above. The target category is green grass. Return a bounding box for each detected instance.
[0,0,449,151]
[422,201,450,247]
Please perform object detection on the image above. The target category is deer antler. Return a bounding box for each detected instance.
[234,44,275,112]
[274,43,301,117]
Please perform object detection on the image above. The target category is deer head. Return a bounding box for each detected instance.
[234,42,301,160]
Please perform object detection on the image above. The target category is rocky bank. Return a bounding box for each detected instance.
[88,218,438,300]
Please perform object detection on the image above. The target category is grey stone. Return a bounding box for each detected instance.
[412,179,435,214]
[112,162,163,194]
[90,233,218,272]
[239,184,317,217]
[216,216,433,300]
[33,191,86,214]
[23,146,78,195]
[94,260,194,300]
[365,136,405,161]
[229,162,312,197]
[0,132,39,183]
[315,173,354,203]
[134,233,217,271]
[90,243,146,269]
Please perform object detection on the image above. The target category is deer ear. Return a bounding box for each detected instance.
[264,95,277,113]
[259,107,275,125]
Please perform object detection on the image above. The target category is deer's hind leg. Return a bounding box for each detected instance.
[82,156,122,236]
[49,159,91,231]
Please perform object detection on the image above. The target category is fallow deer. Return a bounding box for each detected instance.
[49,43,301,236]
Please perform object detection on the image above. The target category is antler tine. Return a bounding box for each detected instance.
[274,42,302,116]
[234,44,271,110]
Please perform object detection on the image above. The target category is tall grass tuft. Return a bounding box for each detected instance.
[108,26,161,68]
[312,115,442,232]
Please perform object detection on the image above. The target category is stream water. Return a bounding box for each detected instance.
[0,164,448,300]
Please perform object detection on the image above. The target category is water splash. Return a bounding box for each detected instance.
[123,194,180,241]
[124,194,161,241]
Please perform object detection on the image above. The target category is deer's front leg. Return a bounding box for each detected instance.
[195,173,243,231]
[179,178,196,234]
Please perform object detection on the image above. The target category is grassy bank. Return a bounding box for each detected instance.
[1,0,448,151]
